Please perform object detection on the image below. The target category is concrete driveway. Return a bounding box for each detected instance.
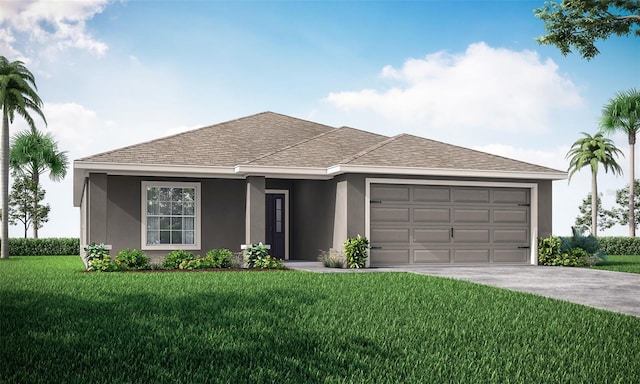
[287,262,640,317]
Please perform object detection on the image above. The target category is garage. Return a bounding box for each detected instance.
[369,183,531,266]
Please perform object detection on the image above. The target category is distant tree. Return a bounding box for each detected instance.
[10,129,68,238]
[574,192,616,233]
[0,56,46,259]
[535,0,640,59]
[606,180,640,232]
[600,88,640,236]
[7,172,49,239]
[566,132,623,236]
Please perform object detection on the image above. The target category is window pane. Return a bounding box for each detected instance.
[159,201,171,215]
[160,217,171,230]
[147,231,159,244]
[184,201,194,215]
[171,188,183,202]
[172,231,182,244]
[158,187,172,201]
[159,231,171,244]
[171,217,182,230]
[276,221,282,233]
[147,187,158,201]
[184,231,194,244]
[183,188,195,202]
[147,217,159,230]
[171,201,183,215]
[147,201,159,215]
[183,217,194,230]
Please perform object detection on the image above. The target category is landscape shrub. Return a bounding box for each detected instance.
[84,243,114,272]
[115,249,149,270]
[5,238,80,256]
[162,250,196,269]
[538,231,600,267]
[598,237,640,255]
[344,234,369,268]
[206,248,235,268]
[245,243,284,269]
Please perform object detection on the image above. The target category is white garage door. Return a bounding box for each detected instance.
[369,184,531,265]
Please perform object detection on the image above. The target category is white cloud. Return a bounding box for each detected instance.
[326,42,584,133]
[165,124,202,136]
[0,0,109,60]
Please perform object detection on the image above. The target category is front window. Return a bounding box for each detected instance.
[141,181,200,250]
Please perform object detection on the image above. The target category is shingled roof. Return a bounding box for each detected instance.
[78,111,561,174]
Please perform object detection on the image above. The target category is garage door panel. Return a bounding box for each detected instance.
[370,184,531,265]
[454,188,490,203]
[454,209,490,223]
[493,189,528,204]
[371,186,410,201]
[414,249,451,263]
[371,249,410,265]
[414,208,450,222]
[371,228,410,243]
[454,249,490,263]
[453,229,490,243]
[494,249,529,263]
[493,229,528,243]
[493,209,528,224]
[413,186,450,202]
[371,207,410,223]
[414,229,451,243]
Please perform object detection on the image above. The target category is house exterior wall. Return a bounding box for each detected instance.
[86,174,246,262]
[83,172,554,264]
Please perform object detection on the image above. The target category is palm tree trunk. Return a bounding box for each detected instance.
[629,135,636,237]
[592,172,598,236]
[1,113,9,259]
[32,171,39,239]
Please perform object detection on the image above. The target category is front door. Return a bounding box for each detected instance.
[265,193,286,259]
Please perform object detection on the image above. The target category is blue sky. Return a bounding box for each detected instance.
[0,0,638,238]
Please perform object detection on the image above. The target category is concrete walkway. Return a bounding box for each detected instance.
[286,261,640,317]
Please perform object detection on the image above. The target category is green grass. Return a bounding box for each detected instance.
[1,257,639,383]
[593,255,640,274]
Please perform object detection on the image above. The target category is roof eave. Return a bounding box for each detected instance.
[327,164,568,180]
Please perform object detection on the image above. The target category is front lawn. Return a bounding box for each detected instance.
[593,255,640,274]
[1,256,639,383]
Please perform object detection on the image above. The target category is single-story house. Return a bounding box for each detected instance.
[73,112,566,266]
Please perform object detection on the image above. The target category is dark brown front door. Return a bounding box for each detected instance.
[265,193,285,259]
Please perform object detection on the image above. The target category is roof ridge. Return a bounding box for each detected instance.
[340,133,408,164]
[243,127,342,164]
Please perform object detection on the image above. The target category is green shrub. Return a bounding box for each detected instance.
[115,249,149,270]
[84,243,114,272]
[162,250,196,269]
[598,237,640,255]
[206,248,234,268]
[245,243,284,269]
[5,238,80,256]
[538,236,562,266]
[344,235,369,269]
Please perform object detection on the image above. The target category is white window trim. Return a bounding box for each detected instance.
[141,181,202,251]
[266,189,289,260]
[365,178,538,266]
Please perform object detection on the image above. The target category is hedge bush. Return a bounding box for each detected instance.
[598,237,640,255]
[3,238,80,256]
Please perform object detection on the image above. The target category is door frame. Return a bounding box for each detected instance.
[365,178,538,266]
[266,189,290,260]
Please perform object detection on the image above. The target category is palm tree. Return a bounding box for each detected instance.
[10,129,68,238]
[566,132,623,236]
[600,88,640,237]
[0,56,46,258]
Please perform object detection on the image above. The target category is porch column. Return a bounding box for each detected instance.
[332,180,348,250]
[245,176,266,245]
[88,173,108,244]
